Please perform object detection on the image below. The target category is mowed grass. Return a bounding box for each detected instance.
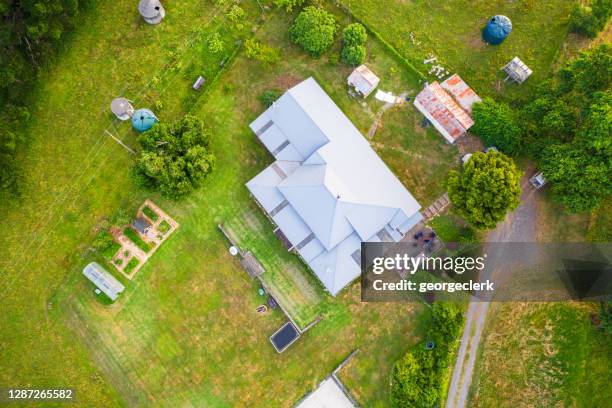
[469,303,612,407]
[0,0,264,405]
[53,8,436,404]
[339,0,575,100]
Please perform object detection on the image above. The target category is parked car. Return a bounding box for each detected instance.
[530,171,547,189]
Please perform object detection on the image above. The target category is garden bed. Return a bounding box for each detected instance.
[123,227,153,253]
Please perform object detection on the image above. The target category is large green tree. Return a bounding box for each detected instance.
[447,151,522,229]
[341,23,367,66]
[132,115,216,198]
[540,91,612,212]
[290,6,337,57]
[471,97,522,155]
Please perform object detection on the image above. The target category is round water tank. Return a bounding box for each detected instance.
[131,108,158,132]
[483,15,512,45]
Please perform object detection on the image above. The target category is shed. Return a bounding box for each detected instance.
[413,74,481,143]
[131,108,158,132]
[483,15,512,45]
[110,97,134,121]
[83,262,125,301]
[347,65,380,98]
[502,57,533,84]
[138,0,165,25]
[132,217,152,234]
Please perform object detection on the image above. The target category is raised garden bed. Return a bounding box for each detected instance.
[124,258,140,274]
[142,205,159,222]
[123,227,153,253]
[102,242,121,260]
[157,220,172,234]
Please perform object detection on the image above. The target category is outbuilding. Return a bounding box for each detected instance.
[83,262,125,301]
[110,97,134,121]
[502,57,533,84]
[347,65,380,98]
[132,217,152,235]
[138,0,165,25]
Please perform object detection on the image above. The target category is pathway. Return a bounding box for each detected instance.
[367,92,409,138]
[445,168,538,408]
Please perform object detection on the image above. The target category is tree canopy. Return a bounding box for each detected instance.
[341,23,367,66]
[447,151,522,229]
[471,97,522,155]
[391,303,464,408]
[569,0,612,38]
[290,6,338,57]
[273,0,305,12]
[132,115,216,198]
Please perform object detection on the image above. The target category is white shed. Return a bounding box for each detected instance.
[347,65,380,98]
[502,57,533,84]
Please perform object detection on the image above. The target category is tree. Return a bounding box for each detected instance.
[540,91,612,212]
[559,43,611,95]
[471,97,522,155]
[132,115,216,198]
[290,6,338,57]
[341,45,366,66]
[341,23,367,65]
[226,5,245,29]
[342,23,367,46]
[569,0,612,38]
[273,0,305,12]
[447,151,522,229]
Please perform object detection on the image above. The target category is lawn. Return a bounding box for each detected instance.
[338,0,575,100]
[0,0,267,405]
[469,302,612,407]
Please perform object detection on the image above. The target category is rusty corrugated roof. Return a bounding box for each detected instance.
[415,82,474,141]
[440,74,482,114]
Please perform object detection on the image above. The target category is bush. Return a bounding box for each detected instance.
[569,0,611,38]
[341,44,366,66]
[132,115,216,198]
[244,38,281,66]
[343,23,367,46]
[471,97,522,155]
[341,23,367,66]
[391,303,464,407]
[273,0,305,12]
[290,6,338,57]
[207,32,225,54]
[258,89,282,108]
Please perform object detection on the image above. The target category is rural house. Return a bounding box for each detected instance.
[414,74,481,143]
[246,78,423,296]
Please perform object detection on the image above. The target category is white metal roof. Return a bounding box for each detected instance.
[247,78,423,295]
[83,262,125,301]
[296,377,355,408]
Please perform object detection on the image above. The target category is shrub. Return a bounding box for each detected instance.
[471,97,522,155]
[258,89,282,108]
[569,0,611,38]
[391,303,464,407]
[341,44,366,66]
[342,23,367,46]
[290,6,338,57]
[273,0,305,12]
[132,115,216,198]
[244,38,281,66]
[207,32,225,54]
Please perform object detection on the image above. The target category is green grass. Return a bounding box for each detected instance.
[339,0,575,101]
[158,219,172,234]
[428,214,477,243]
[123,227,153,253]
[142,205,159,222]
[469,303,612,407]
[124,257,140,274]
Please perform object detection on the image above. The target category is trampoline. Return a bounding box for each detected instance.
[270,322,300,353]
